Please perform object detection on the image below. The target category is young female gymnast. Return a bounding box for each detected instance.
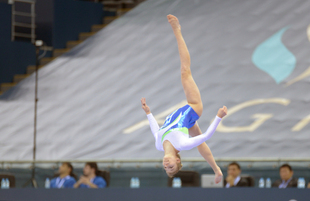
[140,15,227,183]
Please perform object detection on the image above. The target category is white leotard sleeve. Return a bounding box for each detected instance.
[181,116,222,150]
[147,113,159,139]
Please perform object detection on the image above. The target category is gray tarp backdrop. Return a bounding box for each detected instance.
[0,0,309,160]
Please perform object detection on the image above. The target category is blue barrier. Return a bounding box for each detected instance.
[0,188,308,201]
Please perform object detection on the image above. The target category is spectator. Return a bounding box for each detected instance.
[272,164,297,188]
[50,162,76,188]
[224,162,249,187]
[74,162,106,188]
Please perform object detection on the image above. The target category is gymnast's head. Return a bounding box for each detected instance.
[163,153,183,177]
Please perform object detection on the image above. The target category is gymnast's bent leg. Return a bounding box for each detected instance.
[189,122,223,183]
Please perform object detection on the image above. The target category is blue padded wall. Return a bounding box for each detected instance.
[0,3,35,84]
[53,0,103,48]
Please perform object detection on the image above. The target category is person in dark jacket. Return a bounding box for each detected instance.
[224,162,249,187]
[272,164,297,188]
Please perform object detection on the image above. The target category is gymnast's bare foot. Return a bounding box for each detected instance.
[167,14,181,32]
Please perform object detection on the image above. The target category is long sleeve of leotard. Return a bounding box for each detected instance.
[181,116,222,150]
[147,113,160,138]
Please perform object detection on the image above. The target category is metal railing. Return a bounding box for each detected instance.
[1,157,310,164]
[0,158,309,172]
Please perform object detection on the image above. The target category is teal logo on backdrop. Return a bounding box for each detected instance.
[252,27,296,84]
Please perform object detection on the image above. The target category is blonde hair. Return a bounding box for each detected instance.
[167,153,183,178]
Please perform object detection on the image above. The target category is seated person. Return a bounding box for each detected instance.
[74,162,106,188]
[224,162,249,187]
[50,162,76,188]
[272,164,297,188]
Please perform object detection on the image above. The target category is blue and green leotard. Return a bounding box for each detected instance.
[147,105,222,151]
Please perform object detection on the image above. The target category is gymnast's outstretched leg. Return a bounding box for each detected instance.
[167,14,203,117]
[189,122,223,183]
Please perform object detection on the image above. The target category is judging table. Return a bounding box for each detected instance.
[0,187,309,201]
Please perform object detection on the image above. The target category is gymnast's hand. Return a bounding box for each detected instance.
[141,97,151,115]
[217,106,227,118]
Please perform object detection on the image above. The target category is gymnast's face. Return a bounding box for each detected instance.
[163,155,180,175]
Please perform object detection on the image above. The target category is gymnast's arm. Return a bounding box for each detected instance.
[182,116,222,149]
[147,113,160,137]
[141,98,159,137]
[183,106,227,149]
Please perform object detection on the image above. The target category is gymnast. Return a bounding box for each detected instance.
[140,15,227,183]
